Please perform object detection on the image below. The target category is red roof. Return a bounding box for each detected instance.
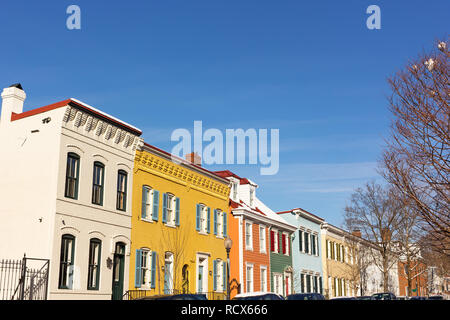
[213,170,252,185]
[10,98,142,136]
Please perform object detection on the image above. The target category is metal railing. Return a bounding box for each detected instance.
[123,289,227,300]
[0,255,49,300]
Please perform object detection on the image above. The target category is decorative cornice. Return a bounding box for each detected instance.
[62,106,141,152]
[135,150,230,200]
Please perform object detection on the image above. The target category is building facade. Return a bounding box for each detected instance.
[0,84,142,299]
[215,171,297,298]
[277,208,324,295]
[129,148,230,299]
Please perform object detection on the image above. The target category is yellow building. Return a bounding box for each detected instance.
[321,223,358,299]
[128,144,231,299]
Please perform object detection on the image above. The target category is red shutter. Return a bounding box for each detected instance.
[282,234,286,254]
[270,231,274,252]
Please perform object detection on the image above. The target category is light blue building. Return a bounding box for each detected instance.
[277,208,324,295]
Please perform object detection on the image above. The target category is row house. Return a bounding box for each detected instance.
[129,149,230,299]
[0,84,142,299]
[214,170,297,298]
[277,208,324,295]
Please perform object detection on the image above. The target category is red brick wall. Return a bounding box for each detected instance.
[398,261,428,297]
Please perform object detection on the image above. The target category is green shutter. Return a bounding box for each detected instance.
[141,187,148,219]
[213,260,217,291]
[206,207,211,234]
[150,251,156,289]
[196,204,201,231]
[213,209,218,235]
[175,197,180,226]
[135,249,142,288]
[223,211,227,237]
[152,190,159,221]
[162,193,168,223]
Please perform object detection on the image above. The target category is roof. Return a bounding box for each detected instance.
[277,207,325,222]
[10,98,142,136]
[213,170,257,186]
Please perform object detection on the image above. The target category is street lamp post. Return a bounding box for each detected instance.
[224,236,233,300]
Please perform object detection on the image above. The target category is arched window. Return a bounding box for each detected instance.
[58,234,75,289]
[87,238,102,290]
[65,153,80,199]
[92,162,105,206]
[116,170,128,211]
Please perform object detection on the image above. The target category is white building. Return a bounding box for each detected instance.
[0,84,142,299]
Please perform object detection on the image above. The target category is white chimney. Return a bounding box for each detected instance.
[1,83,26,126]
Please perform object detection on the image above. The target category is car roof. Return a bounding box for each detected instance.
[233,291,282,298]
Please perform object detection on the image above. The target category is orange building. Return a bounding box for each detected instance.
[398,260,428,297]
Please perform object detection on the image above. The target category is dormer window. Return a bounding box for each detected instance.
[249,188,255,207]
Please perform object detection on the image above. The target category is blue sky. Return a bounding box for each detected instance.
[1,0,448,227]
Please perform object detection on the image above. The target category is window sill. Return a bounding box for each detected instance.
[198,231,210,236]
[165,223,177,229]
[141,217,154,223]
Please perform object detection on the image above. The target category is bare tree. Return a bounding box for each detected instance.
[393,195,427,297]
[344,181,403,292]
[382,39,450,256]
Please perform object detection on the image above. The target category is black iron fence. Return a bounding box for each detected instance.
[123,289,227,300]
[0,255,49,300]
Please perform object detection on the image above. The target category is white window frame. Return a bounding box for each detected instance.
[272,228,279,253]
[260,266,267,292]
[216,209,224,238]
[141,186,153,221]
[259,225,266,254]
[140,249,152,288]
[273,273,283,295]
[283,232,290,256]
[166,193,176,226]
[249,188,255,208]
[246,263,254,293]
[245,221,253,251]
[200,204,208,233]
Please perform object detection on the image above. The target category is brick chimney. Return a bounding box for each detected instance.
[381,228,391,243]
[185,152,201,166]
[352,230,362,238]
[1,83,26,126]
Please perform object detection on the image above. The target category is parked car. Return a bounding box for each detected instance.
[137,294,208,300]
[232,292,285,300]
[355,296,372,300]
[371,292,397,300]
[396,296,408,300]
[427,295,444,300]
[287,293,325,300]
[330,296,357,300]
[409,296,427,300]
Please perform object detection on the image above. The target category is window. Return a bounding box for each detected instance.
[135,249,156,289]
[260,266,267,292]
[116,170,127,211]
[306,275,311,293]
[313,276,318,293]
[300,274,305,293]
[92,162,104,205]
[304,232,309,254]
[214,209,226,237]
[141,186,152,220]
[65,153,80,199]
[245,222,253,250]
[298,230,303,252]
[231,181,238,201]
[196,204,210,233]
[213,260,226,292]
[319,276,323,294]
[246,264,254,293]
[87,239,101,290]
[273,273,283,295]
[271,230,278,253]
[311,234,316,255]
[259,226,266,253]
[249,188,255,207]
[163,193,180,226]
[58,234,75,289]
